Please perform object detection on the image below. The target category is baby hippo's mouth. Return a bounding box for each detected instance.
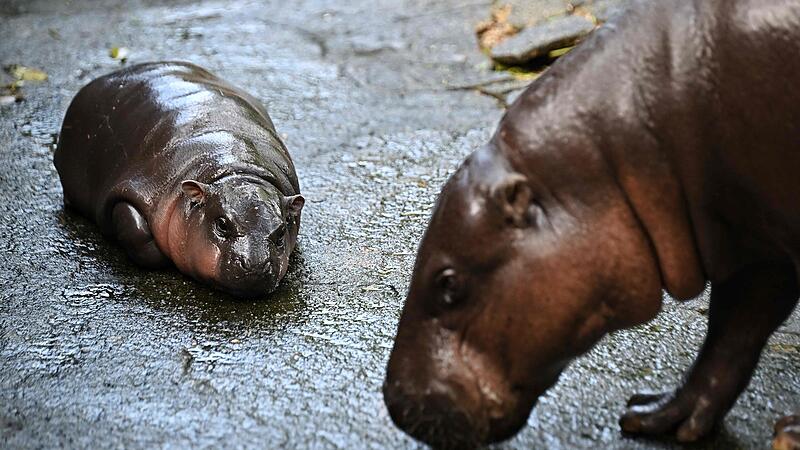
[215,257,282,298]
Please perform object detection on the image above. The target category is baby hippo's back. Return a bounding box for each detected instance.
[54,61,298,233]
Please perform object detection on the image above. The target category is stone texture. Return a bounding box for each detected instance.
[495,0,628,28]
[591,0,631,22]
[501,0,578,28]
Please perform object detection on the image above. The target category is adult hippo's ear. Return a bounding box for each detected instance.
[181,180,209,206]
[491,173,533,227]
[284,194,305,217]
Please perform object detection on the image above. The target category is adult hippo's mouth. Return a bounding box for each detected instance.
[383,313,567,448]
[383,361,564,448]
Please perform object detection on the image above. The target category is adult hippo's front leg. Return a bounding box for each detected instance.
[620,262,799,443]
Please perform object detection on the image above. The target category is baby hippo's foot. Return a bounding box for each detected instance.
[774,415,800,450]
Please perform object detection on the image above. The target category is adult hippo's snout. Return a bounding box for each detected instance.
[383,302,563,448]
[383,322,490,449]
[383,380,484,449]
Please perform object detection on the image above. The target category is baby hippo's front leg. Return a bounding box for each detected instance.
[112,202,169,269]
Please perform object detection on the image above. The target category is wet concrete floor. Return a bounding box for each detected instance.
[1,0,798,448]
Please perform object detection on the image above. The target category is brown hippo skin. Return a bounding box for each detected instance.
[383,0,800,447]
[54,62,304,298]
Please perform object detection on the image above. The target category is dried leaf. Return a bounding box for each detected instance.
[6,80,24,91]
[6,65,48,82]
[476,4,520,50]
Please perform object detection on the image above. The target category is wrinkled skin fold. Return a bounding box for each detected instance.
[384,0,800,447]
[55,61,304,298]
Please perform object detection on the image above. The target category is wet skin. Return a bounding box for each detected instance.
[54,61,304,298]
[384,0,800,447]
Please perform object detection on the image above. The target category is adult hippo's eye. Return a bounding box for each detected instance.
[436,268,462,307]
[213,217,231,238]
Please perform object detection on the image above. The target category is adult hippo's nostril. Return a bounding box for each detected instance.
[383,379,485,449]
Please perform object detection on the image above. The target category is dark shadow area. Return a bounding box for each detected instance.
[493,53,562,76]
[56,208,311,338]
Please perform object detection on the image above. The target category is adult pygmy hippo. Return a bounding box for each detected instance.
[54,62,304,298]
[384,0,799,447]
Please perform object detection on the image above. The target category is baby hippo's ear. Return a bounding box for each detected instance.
[284,194,305,217]
[181,180,209,205]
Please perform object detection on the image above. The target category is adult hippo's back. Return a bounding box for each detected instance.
[55,61,304,298]
[384,0,800,448]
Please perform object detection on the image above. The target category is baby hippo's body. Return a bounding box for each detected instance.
[55,61,304,298]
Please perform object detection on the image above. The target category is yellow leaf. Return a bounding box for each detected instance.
[548,46,575,59]
[109,47,130,60]
[8,65,48,82]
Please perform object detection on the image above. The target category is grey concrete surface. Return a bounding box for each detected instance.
[494,0,628,28]
[0,0,798,449]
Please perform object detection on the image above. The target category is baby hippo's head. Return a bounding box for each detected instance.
[179,176,304,298]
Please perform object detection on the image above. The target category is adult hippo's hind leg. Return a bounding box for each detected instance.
[111,202,169,268]
[620,262,799,442]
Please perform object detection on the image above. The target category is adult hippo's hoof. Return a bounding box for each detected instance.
[774,415,800,450]
[54,61,304,298]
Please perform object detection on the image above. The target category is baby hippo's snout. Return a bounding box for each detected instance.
[218,237,286,298]
[223,258,280,297]
[234,251,271,274]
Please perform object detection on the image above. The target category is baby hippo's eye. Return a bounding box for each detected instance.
[271,225,287,248]
[436,268,462,307]
[213,217,231,238]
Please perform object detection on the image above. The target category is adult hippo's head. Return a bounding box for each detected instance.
[173,175,304,298]
[383,143,665,448]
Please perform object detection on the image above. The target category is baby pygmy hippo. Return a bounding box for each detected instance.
[55,61,304,298]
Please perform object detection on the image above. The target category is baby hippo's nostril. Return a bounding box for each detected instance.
[234,254,271,274]
[234,255,248,271]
